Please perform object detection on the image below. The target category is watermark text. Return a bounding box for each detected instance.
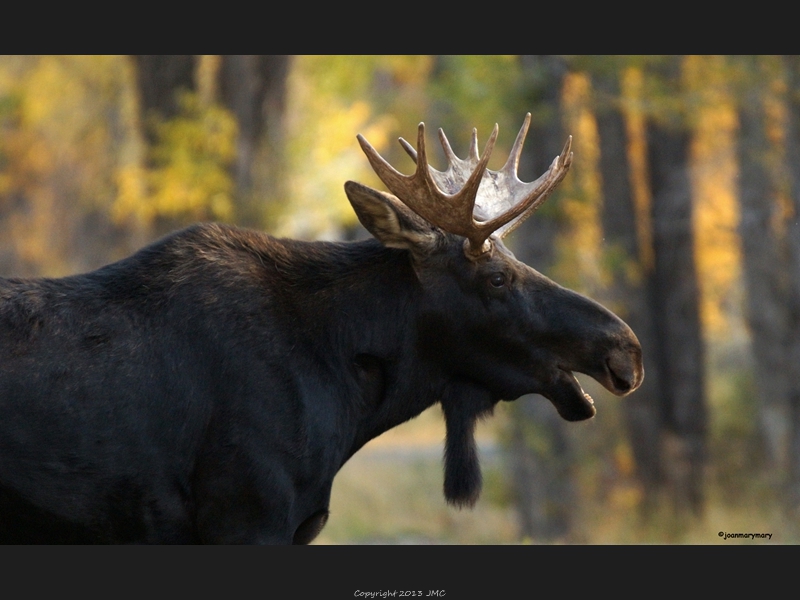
[718,531,772,541]
[354,592,445,598]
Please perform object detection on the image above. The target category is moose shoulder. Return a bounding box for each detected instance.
[0,115,643,544]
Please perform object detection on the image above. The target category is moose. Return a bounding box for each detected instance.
[0,114,643,544]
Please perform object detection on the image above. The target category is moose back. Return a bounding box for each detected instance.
[0,115,643,543]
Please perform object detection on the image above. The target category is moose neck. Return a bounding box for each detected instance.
[272,237,441,457]
[263,234,498,503]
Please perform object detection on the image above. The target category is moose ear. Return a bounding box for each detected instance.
[344,181,439,252]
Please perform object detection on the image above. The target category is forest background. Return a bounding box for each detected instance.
[1,55,798,544]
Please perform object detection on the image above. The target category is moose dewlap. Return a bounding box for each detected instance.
[0,115,643,544]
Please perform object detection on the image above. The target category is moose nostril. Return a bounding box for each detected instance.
[608,365,632,392]
[606,351,636,393]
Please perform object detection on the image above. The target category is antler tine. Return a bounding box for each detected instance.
[469,128,480,161]
[560,135,574,169]
[454,123,499,231]
[415,123,430,180]
[438,128,459,165]
[484,124,500,160]
[398,137,417,163]
[500,112,532,176]
[356,133,414,194]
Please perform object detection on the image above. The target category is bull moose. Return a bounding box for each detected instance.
[0,114,643,544]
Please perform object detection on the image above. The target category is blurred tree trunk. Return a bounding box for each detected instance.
[132,55,197,146]
[735,56,790,471]
[218,55,291,226]
[782,55,800,521]
[645,57,707,520]
[593,66,665,516]
[505,54,576,542]
[131,55,200,239]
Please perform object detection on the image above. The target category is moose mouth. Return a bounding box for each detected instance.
[546,359,639,422]
[545,369,597,422]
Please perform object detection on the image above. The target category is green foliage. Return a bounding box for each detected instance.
[427,56,523,153]
[568,55,652,79]
[708,361,765,496]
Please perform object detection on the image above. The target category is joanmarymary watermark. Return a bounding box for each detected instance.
[719,531,772,541]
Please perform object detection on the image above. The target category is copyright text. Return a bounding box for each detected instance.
[354,592,445,598]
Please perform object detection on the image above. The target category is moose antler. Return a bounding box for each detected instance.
[356,113,573,257]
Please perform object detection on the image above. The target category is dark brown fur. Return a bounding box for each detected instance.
[0,183,643,544]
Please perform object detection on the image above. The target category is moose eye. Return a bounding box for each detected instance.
[489,273,507,288]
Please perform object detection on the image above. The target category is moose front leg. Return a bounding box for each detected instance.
[193,453,301,544]
[195,489,297,544]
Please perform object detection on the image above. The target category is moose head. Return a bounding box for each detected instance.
[345,114,644,506]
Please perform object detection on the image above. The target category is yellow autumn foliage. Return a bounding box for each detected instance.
[112,91,238,225]
[685,56,742,337]
[277,56,430,239]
